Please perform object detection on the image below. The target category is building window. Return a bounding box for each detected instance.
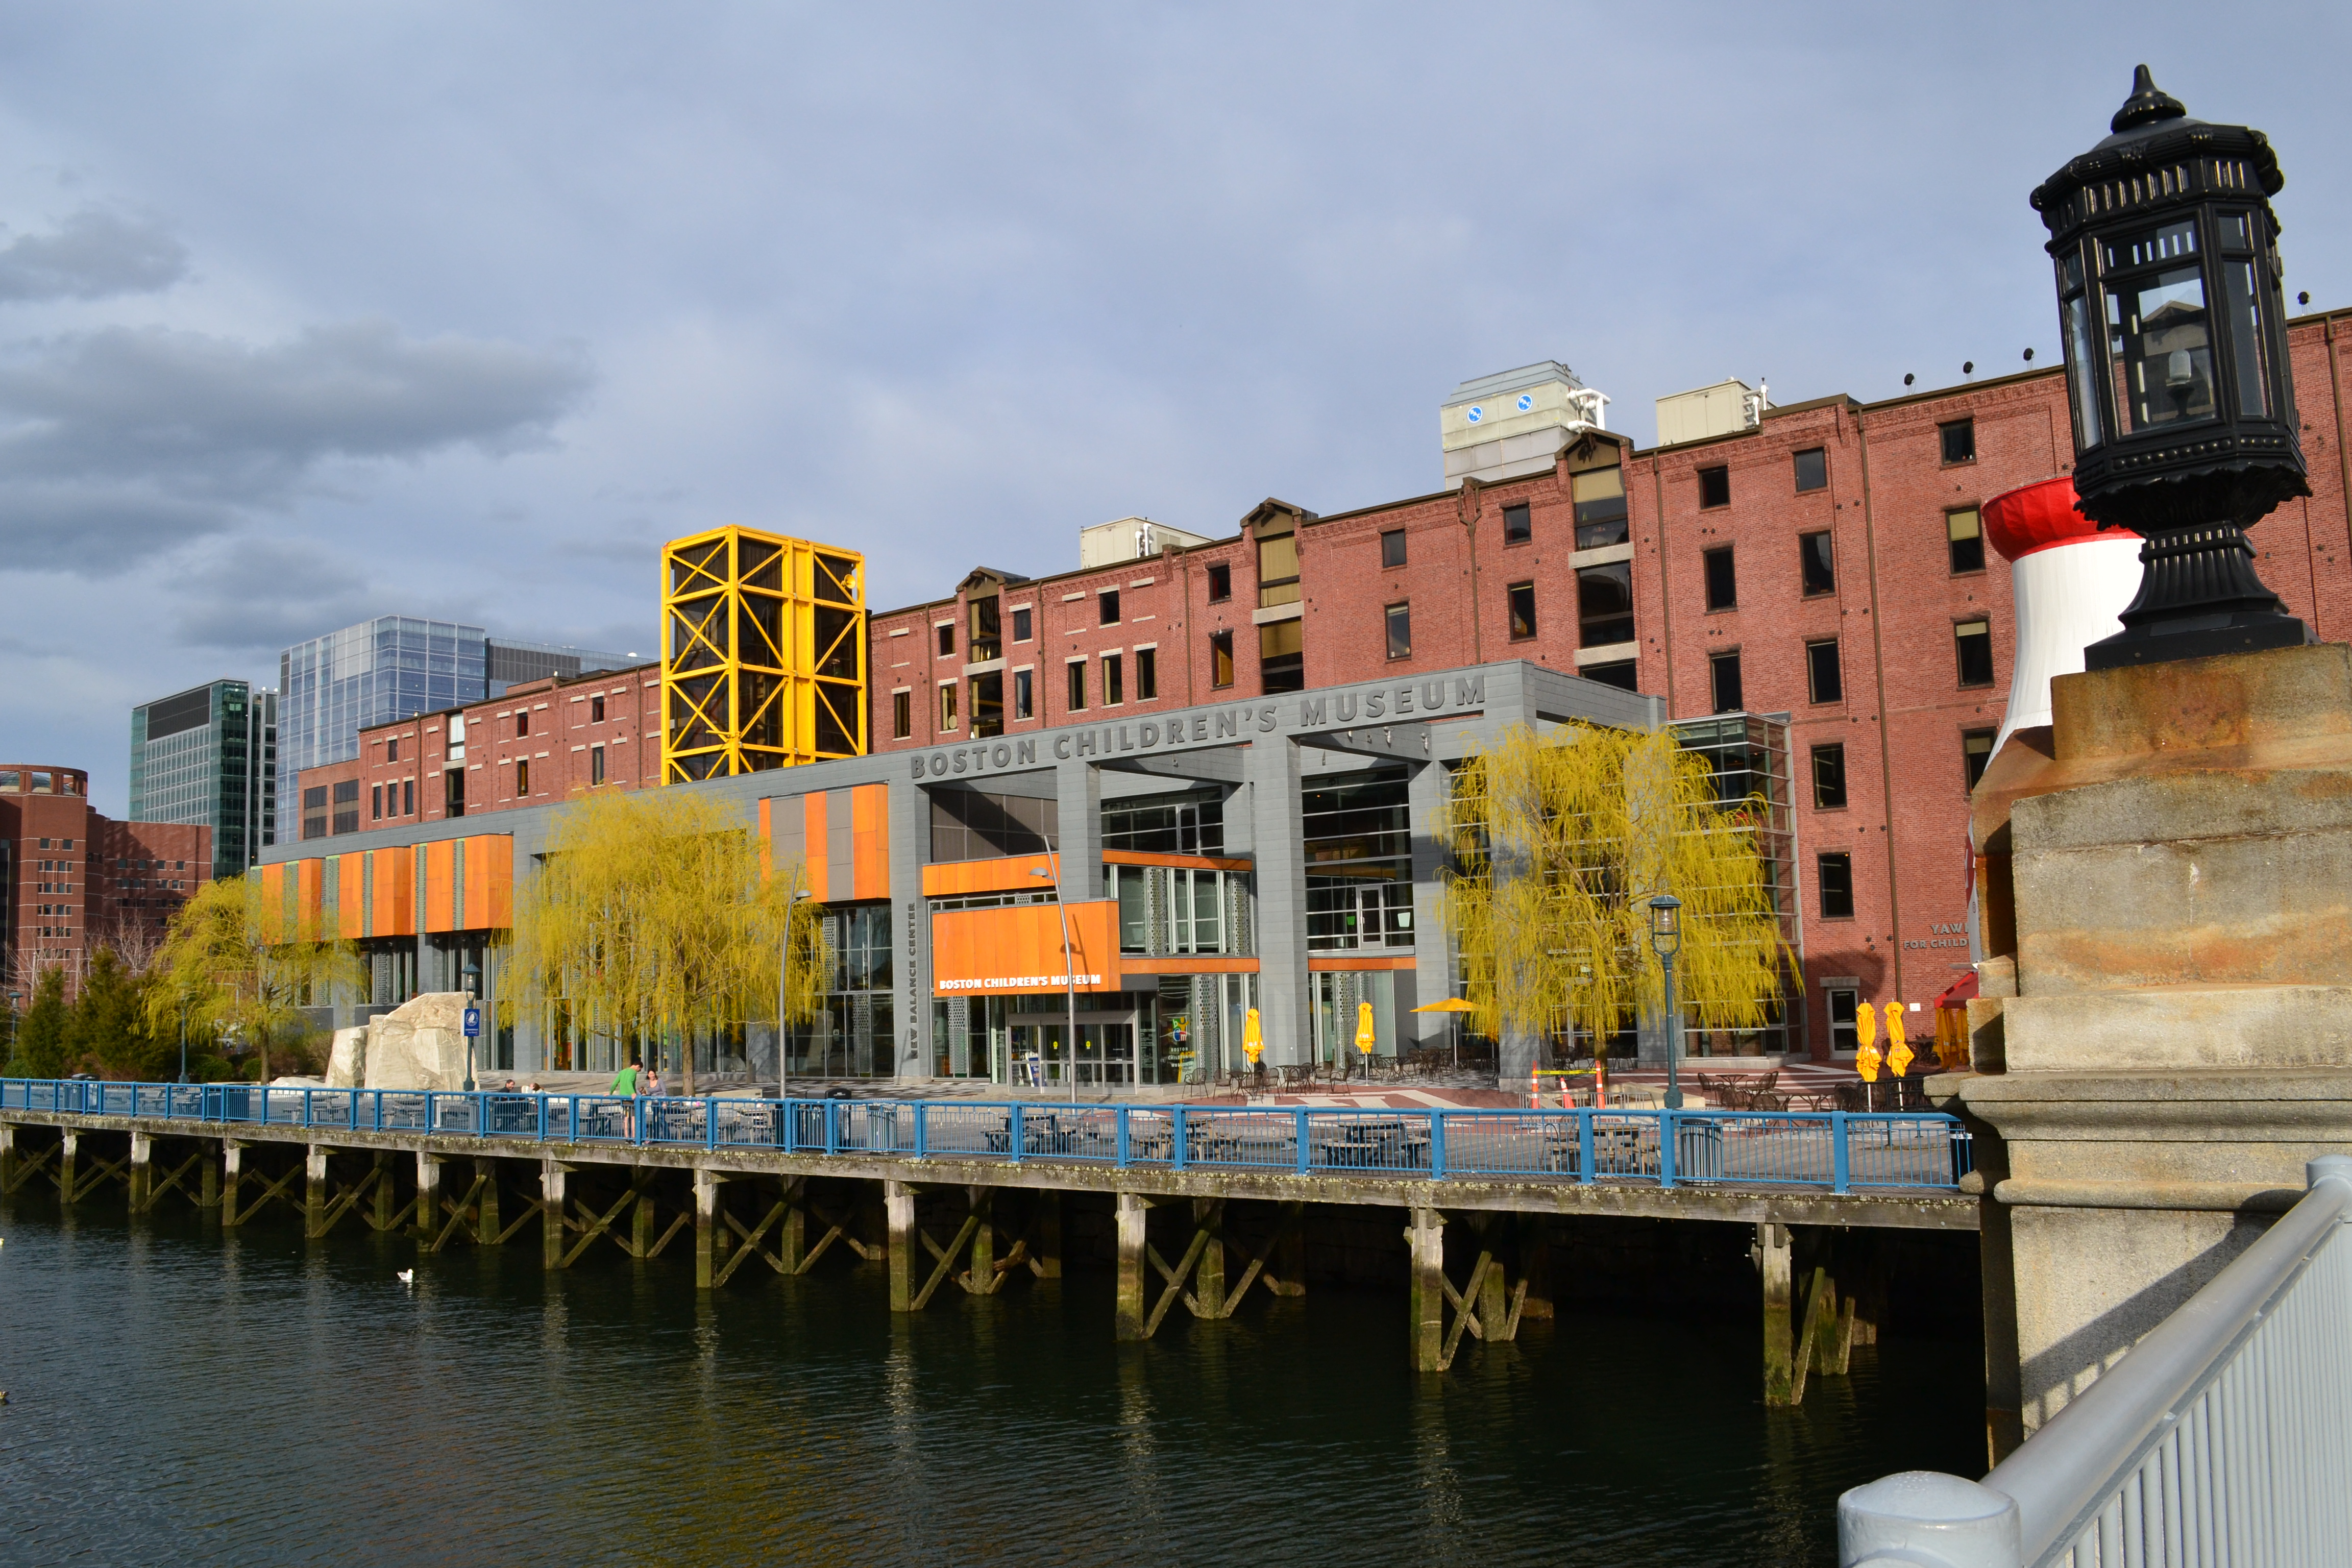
[1940,419,1976,464]
[1381,528,1407,568]
[1955,619,1994,687]
[372,784,383,821]
[387,737,400,763]
[1385,603,1411,660]
[1794,447,1828,493]
[1703,546,1737,611]
[1827,987,1859,1054]
[970,672,1004,737]
[892,690,912,740]
[1206,564,1231,603]
[939,682,959,730]
[591,695,605,723]
[1013,668,1034,719]
[1709,650,1743,713]
[1947,507,1986,574]
[1067,660,1087,712]
[1581,660,1637,692]
[1508,581,1538,641]
[1259,619,1304,694]
[1812,743,1848,808]
[1818,851,1855,919]
[403,779,414,816]
[516,710,529,737]
[1103,652,1124,706]
[1578,564,1633,646]
[1012,606,1032,642]
[937,623,955,657]
[1135,648,1157,700]
[591,745,605,786]
[1800,531,1836,596]
[1210,630,1235,689]
[1099,590,1120,626]
[1257,524,1300,609]
[331,779,359,836]
[1571,465,1629,548]
[1964,728,1996,790]
[1698,465,1731,509]
[1503,503,1531,544]
[1807,638,1844,704]
[516,758,530,796]
[969,595,1002,662]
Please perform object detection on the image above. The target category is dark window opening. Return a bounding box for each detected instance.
[1794,447,1828,493]
[1811,743,1848,808]
[1503,503,1531,544]
[936,623,954,657]
[403,779,413,816]
[1948,507,1986,574]
[1818,852,1855,919]
[515,758,530,797]
[445,768,465,820]
[516,710,530,737]
[1011,606,1032,642]
[1099,590,1120,626]
[892,690,912,740]
[1940,419,1976,464]
[930,789,1059,862]
[1807,639,1844,704]
[1800,531,1836,596]
[1571,466,1629,549]
[1577,564,1634,647]
[1508,581,1537,641]
[1581,659,1638,692]
[371,785,383,820]
[1206,564,1231,603]
[591,745,605,786]
[1709,651,1743,713]
[1013,668,1034,720]
[1703,546,1737,611]
[591,696,605,723]
[1964,729,1997,791]
[1385,603,1411,660]
[1259,619,1303,694]
[971,672,1004,738]
[1102,653,1124,706]
[969,595,1002,663]
[1210,630,1234,689]
[1381,529,1407,568]
[1066,662,1086,712]
[1698,465,1731,509]
[1135,648,1157,700]
[939,682,958,731]
[1956,619,1995,687]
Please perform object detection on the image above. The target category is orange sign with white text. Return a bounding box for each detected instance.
[931,899,1122,995]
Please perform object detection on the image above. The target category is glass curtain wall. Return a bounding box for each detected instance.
[784,903,895,1077]
[1303,766,1415,952]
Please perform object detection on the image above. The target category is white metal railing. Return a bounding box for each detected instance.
[1838,1155,2352,1568]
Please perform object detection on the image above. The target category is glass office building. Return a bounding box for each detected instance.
[128,679,277,877]
[279,619,490,787]
[486,637,636,696]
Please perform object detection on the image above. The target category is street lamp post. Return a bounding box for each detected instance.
[1030,849,1080,1106]
[2033,66,2312,668]
[777,870,813,1101]
[461,954,482,1093]
[1649,894,1684,1111]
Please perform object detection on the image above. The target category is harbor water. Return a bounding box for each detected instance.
[0,1197,1982,1566]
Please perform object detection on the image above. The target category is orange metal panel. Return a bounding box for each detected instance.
[373,847,416,937]
[296,859,324,928]
[851,783,890,900]
[802,791,828,903]
[1306,954,1418,971]
[757,797,772,877]
[424,840,456,933]
[337,852,365,940]
[259,862,285,913]
[465,835,513,930]
[930,899,1121,996]
[1126,955,1260,975]
[920,853,1057,899]
[1101,850,1254,873]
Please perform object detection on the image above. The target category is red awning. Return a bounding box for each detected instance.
[1934,970,1980,1011]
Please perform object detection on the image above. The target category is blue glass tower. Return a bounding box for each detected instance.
[277,618,489,791]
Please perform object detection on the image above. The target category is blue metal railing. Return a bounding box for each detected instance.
[0,1077,1971,1193]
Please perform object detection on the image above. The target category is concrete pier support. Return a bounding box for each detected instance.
[0,1124,14,1191]
[413,1153,439,1240]
[58,1130,77,1202]
[1114,1192,1149,1340]
[695,1169,721,1289]
[885,1180,916,1311]
[1191,1197,1226,1318]
[1406,1208,1446,1372]
[220,1142,244,1226]
[129,1132,152,1211]
[542,1162,567,1270]
[1759,1222,1795,1405]
[967,1186,995,1286]
[473,1158,500,1243]
[305,1146,329,1235]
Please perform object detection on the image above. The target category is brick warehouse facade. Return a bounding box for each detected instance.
[3,764,212,999]
[257,312,2352,1076]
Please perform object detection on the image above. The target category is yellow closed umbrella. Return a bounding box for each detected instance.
[1885,1005,1914,1079]
[1242,1007,1263,1066]
[1354,1001,1377,1077]
[1855,1002,1881,1083]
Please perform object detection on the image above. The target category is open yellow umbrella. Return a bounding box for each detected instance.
[1885,1005,1914,1079]
[1411,997,1475,1071]
[1242,1007,1263,1066]
[1856,1002,1882,1083]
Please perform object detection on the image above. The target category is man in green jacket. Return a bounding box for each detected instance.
[610,1058,641,1135]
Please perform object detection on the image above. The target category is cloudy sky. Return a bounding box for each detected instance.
[1,3,2345,815]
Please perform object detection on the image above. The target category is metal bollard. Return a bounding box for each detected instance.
[1836,1472,2020,1568]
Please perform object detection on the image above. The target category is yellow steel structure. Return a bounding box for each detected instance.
[660,526,866,782]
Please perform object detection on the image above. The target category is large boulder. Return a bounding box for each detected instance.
[326,1026,368,1088]
[362,992,472,1091]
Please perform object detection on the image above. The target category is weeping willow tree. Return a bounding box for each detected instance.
[1441,722,1792,1086]
[509,786,831,1094]
[147,875,366,1083]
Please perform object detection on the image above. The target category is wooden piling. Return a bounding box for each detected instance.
[1192,1197,1226,1319]
[413,1153,439,1240]
[220,1142,244,1227]
[967,1186,995,1287]
[695,1169,721,1289]
[58,1130,77,1203]
[201,1141,222,1210]
[373,1153,396,1232]
[1476,1220,1510,1342]
[1760,1222,1795,1406]
[129,1132,152,1212]
[633,1183,656,1257]
[777,1178,806,1273]
[542,1162,567,1270]
[885,1180,916,1312]
[306,1146,329,1236]
[474,1159,500,1243]
[1407,1208,1446,1372]
[0,1124,14,1191]
[1114,1192,1148,1340]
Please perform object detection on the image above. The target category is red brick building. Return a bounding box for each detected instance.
[2,763,212,999]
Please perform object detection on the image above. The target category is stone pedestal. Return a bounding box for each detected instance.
[1955,644,2352,1455]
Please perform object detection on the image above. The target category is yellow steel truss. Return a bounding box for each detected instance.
[659,526,866,782]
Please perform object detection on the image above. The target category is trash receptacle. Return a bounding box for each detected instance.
[1673,1116,1724,1182]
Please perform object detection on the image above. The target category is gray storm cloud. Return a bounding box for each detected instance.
[0,208,188,303]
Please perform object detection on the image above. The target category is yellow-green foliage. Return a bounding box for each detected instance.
[148,875,365,1082]
[1441,722,1790,1053]
[509,786,831,1092]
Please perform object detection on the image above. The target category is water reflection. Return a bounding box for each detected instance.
[0,1198,1979,1567]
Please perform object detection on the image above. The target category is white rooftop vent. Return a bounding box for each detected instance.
[1438,362,1609,491]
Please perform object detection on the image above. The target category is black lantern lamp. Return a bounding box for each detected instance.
[1648,893,1684,1111]
[2033,66,2312,669]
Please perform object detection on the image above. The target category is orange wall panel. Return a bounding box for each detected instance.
[464,835,513,930]
[930,899,1120,995]
[373,846,415,937]
[757,797,773,877]
[336,852,364,940]
[920,854,1056,898]
[424,840,456,933]
[801,791,828,903]
[851,783,890,900]
[296,859,324,928]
